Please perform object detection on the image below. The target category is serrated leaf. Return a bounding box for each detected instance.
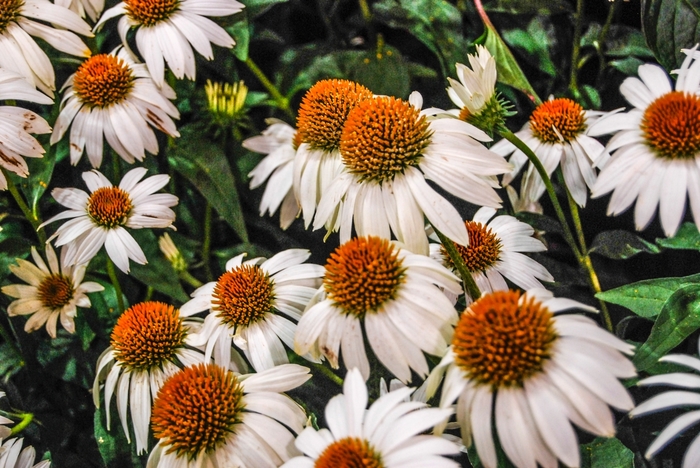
[633,283,700,371]
[657,222,700,250]
[168,126,249,243]
[589,230,660,259]
[482,0,572,14]
[596,273,700,318]
[581,437,634,468]
[642,0,700,71]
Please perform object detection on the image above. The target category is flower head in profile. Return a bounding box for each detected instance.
[293,79,374,229]
[92,301,205,454]
[0,69,53,191]
[313,92,512,255]
[0,0,92,96]
[2,245,103,338]
[282,367,460,468]
[51,48,180,168]
[0,393,51,468]
[95,0,244,87]
[448,45,497,117]
[180,249,324,372]
[425,289,636,468]
[41,167,178,273]
[148,363,310,467]
[295,236,461,383]
[430,207,553,302]
[492,96,610,207]
[590,47,700,236]
[245,119,300,230]
[630,337,700,467]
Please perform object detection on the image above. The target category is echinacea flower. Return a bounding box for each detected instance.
[430,206,553,301]
[590,47,700,237]
[492,97,610,207]
[41,167,178,273]
[180,249,324,371]
[295,236,461,383]
[447,45,497,118]
[2,245,103,338]
[629,338,700,467]
[0,438,50,468]
[148,363,310,467]
[0,0,92,96]
[0,69,52,191]
[293,79,374,229]
[282,367,460,468]
[425,289,636,468]
[313,92,512,255]
[92,301,205,454]
[245,119,300,230]
[95,0,244,87]
[50,47,180,168]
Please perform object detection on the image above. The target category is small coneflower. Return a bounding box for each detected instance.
[295,236,461,383]
[2,245,103,338]
[92,301,205,454]
[50,47,180,168]
[425,289,636,468]
[147,362,310,467]
[95,0,244,87]
[40,167,178,273]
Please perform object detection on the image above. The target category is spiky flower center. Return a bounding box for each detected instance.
[151,364,244,457]
[340,97,432,183]
[73,55,134,108]
[529,98,586,143]
[0,0,22,32]
[87,187,132,228]
[641,91,700,160]
[315,437,384,468]
[443,220,502,273]
[324,236,405,318]
[452,290,558,388]
[296,79,373,151]
[212,265,274,327]
[124,0,179,25]
[37,274,74,310]
[111,302,186,371]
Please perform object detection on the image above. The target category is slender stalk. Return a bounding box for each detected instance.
[569,0,586,94]
[8,412,33,436]
[357,0,376,45]
[144,286,154,302]
[310,362,343,387]
[106,257,125,313]
[180,270,204,289]
[432,225,481,301]
[596,0,620,84]
[111,148,121,181]
[202,202,214,283]
[3,169,46,245]
[244,57,295,120]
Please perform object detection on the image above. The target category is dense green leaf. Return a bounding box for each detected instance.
[0,342,24,383]
[589,230,660,259]
[36,336,92,388]
[240,0,287,18]
[633,283,700,371]
[482,0,572,14]
[597,273,700,318]
[609,56,645,75]
[581,437,634,468]
[641,0,700,70]
[19,146,57,214]
[228,15,251,61]
[657,222,700,250]
[343,46,410,98]
[94,404,144,468]
[168,125,249,243]
[502,18,557,77]
[582,24,655,58]
[74,313,96,352]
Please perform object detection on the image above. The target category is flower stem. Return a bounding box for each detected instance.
[202,202,214,283]
[3,169,46,245]
[179,270,204,289]
[8,412,33,436]
[432,224,481,301]
[310,362,344,387]
[244,57,295,121]
[569,0,586,95]
[357,0,376,44]
[106,257,125,313]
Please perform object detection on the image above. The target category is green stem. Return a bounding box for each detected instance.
[357,0,376,44]
[106,257,125,313]
[244,57,295,120]
[8,412,33,436]
[569,0,586,95]
[202,202,214,283]
[111,148,121,181]
[144,286,154,302]
[179,270,204,289]
[310,362,344,387]
[3,169,46,245]
[596,0,620,84]
[432,225,481,301]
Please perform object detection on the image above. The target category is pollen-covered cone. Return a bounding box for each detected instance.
[50,47,180,168]
[590,47,700,237]
[295,236,461,383]
[282,368,460,468]
[424,289,636,468]
[147,363,311,468]
[313,91,512,255]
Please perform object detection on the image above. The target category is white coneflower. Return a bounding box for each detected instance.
[447,44,497,117]
[0,438,50,468]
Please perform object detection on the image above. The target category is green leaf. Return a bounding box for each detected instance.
[343,46,410,98]
[589,230,660,259]
[502,18,557,77]
[94,404,144,467]
[633,283,700,371]
[0,342,24,383]
[657,222,700,250]
[240,0,287,18]
[482,0,572,14]
[74,313,96,352]
[596,273,700,318]
[19,146,57,213]
[609,56,645,75]
[168,125,249,243]
[641,0,700,70]
[581,437,634,468]
[228,14,251,61]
